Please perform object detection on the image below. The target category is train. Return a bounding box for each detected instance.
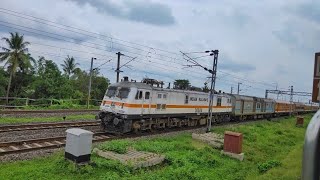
[96,77,318,134]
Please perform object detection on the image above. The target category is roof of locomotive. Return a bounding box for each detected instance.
[110,81,153,90]
[109,81,231,96]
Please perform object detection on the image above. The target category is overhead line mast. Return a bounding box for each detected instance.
[265,87,312,115]
[180,50,219,132]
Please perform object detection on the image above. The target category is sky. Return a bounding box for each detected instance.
[0,0,319,102]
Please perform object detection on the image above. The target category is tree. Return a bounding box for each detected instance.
[61,55,79,78]
[0,68,7,97]
[0,32,30,104]
[70,68,109,103]
[174,79,190,90]
[202,82,209,92]
[33,58,72,99]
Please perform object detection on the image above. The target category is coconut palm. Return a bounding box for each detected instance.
[0,32,30,104]
[61,55,79,78]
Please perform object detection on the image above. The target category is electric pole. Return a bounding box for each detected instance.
[207,50,219,132]
[116,52,124,83]
[237,82,242,95]
[275,83,279,99]
[290,85,293,116]
[87,57,96,109]
[231,86,233,94]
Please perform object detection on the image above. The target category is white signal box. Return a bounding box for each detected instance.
[65,128,93,163]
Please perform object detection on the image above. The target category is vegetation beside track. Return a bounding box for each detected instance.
[0,114,96,124]
[0,114,313,179]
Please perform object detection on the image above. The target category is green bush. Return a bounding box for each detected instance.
[258,160,281,173]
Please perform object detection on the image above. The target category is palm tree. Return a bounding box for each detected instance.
[61,55,79,78]
[0,32,30,104]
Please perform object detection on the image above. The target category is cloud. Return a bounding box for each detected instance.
[219,61,255,72]
[0,0,318,100]
[69,0,176,26]
[293,1,320,24]
[218,55,255,73]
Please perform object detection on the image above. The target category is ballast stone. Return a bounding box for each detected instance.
[65,128,93,163]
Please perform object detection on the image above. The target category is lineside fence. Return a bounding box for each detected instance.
[0,97,102,109]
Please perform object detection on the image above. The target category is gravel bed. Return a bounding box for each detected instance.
[0,111,98,118]
[0,126,101,142]
[0,148,64,162]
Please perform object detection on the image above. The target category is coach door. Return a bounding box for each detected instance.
[144,91,151,114]
[135,90,144,115]
[241,100,245,114]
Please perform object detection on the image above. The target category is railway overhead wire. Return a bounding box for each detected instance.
[0,7,293,96]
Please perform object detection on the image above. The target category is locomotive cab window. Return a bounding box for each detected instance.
[106,86,117,98]
[117,87,130,99]
[163,94,167,99]
[217,97,222,106]
[145,92,150,99]
[158,94,162,99]
[135,90,143,100]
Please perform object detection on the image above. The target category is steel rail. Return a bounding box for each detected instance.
[0,132,112,156]
[0,121,100,133]
[0,109,99,114]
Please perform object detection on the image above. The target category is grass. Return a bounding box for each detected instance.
[0,114,96,124]
[0,114,314,179]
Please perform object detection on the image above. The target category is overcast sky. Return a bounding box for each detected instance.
[0,0,319,102]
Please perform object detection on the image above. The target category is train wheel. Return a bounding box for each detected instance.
[132,121,141,134]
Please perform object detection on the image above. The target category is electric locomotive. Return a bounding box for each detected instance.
[97,77,232,133]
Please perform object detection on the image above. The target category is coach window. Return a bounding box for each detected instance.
[145,92,150,99]
[163,94,167,99]
[185,95,189,104]
[158,94,162,99]
[256,103,261,109]
[217,97,222,106]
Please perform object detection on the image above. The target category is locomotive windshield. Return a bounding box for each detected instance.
[105,86,117,97]
[117,87,130,99]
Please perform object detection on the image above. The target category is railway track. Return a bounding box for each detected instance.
[0,132,114,156]
[0,109,99,114]
[0,121,100,133]
[0,114,309,157]
[0,126,207,156]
